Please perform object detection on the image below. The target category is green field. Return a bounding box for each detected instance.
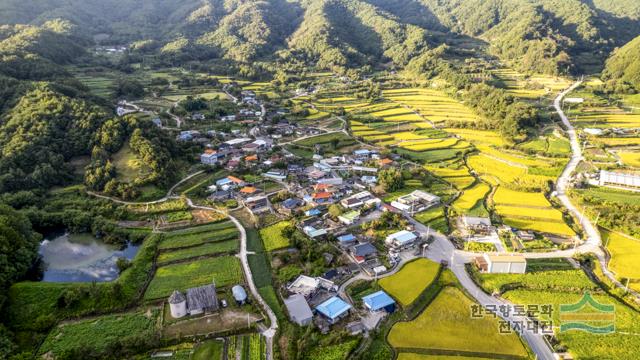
[157,239,239,265]
[159,222,238,250]
[144,256,243,300]
[379,259,440,306]
[603,229,640,281]
[112,142,148,183]
[39,310,158,357]
[259,221,292,251]
[388,287,528,358]
[304,339,359,360]
[193,339,224,360]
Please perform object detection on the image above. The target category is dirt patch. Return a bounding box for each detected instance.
[162,309,262,339]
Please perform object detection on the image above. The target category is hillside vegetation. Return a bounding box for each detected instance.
[0,0,638,74]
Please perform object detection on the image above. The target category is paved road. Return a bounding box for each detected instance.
[186,199,278,360]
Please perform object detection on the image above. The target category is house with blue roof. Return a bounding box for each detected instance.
[305,208,322,217]
[337,234,356,246]
[362,291,396,313]
[315,296,352,324]
[385,230,418,249]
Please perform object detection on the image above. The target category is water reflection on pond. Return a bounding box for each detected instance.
[39,232,139,282]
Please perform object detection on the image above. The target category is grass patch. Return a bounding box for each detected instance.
[193,339,224,360]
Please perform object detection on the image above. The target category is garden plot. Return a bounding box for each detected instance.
[452,182,490,216]
[603,229,640,290]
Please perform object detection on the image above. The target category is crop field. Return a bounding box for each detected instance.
[384,88,479,125]
[159,224,239,250]
[492,68,571,101]
[444,128,507,147]
[414,206,447,232]
[144,256,243,300]
[572,187,640,206]
[425,163,475,190]
[491,187,574,237]
[603,229,640,281]
[388,287,528,358]
[75,74,115,98]
[259,221,292,251]
[157,239,238,265]
[39,310,158,357]
[618,151,640,168]
[398,355,496,360]
[379,259,440,306]
[467,154,549,189]
[294,132,355,148]
[592,137,640,147]
[452,182,489,215]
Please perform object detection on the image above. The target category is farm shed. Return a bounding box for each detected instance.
[186,284,219,315]
[478,254,527,274]
[284,294,313,326]
[362,291,396,313]
[315,296,352,324]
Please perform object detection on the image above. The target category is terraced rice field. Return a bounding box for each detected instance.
[384,88,479,125]
[618,151,640,168]
[492,68,571,101]
[492,187,575,237]
[452,182,490,215]
[425,163,475,190]
[467,154,549,189]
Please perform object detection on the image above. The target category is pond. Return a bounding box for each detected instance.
[39,231,140,283]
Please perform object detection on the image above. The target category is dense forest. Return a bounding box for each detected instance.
[1,0,640,75]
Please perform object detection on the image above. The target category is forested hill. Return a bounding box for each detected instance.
[1,0,640,75]
[602,35,640,92]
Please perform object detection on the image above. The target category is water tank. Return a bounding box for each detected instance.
[232,285,248,304]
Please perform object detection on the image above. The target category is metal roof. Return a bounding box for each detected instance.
[232,285,248,301]
[284,294,313,322]
[186,284,218,312]
[316,296,351,320]
[362,291,395,311]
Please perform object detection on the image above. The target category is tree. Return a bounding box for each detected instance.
[0,203,41,308]
[379,168,404,192]
[328,204,343,218]
[114,78,145,99]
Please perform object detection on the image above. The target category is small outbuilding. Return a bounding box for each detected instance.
[362,290,396,313]
[284,294,314,326]
[476,253,527,274]
[168,290,187,318]
[232,285,248,305]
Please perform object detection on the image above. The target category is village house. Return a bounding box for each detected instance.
[215,176,245,190]
[244,195,271,214]
[263,169,287,181]
[200,149,225,165]
[475,253,527,274]
[391,190,440,215]
[599,170,640,190]
[349,242,377,264]
[303,225,328,239]
[462,216,493,233]
[287,275,337,298]
[340,191,381,209]
[337,233,357,247]
[385,230,419,249]
[338,210,360,225]
[168,284,219,319]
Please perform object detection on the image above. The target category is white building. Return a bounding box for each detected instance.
[168,290,187,318]
[477,254,527,274]
[385,230,418,248]
[391,190,440,215]
[599,170,640,190]
[340,191,381,209]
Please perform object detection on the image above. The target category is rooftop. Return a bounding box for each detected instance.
[362,290,395,311]
[316,296,352,320]
[484,253,527,263]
